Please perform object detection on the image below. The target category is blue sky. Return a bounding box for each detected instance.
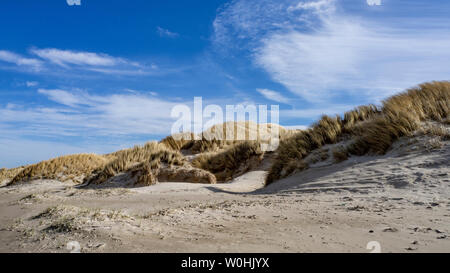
[1,0,450,168]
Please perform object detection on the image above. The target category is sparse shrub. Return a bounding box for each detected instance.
[46,217,79,233]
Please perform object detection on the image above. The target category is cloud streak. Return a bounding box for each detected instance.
[214,0,450,103]
[256,88,290,104]
[30,48,128,67]
[0,89,184,139]
[157,27,179,38]
[0,50,43,70]
[0,48,153,76]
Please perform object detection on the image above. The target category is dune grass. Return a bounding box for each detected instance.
[87,142,185,185]
[192,141,264,181]
[8,154,109,185]
[161,122,289,153]
[266,81,450,185]
[5,81,448,187]
[0,167,25,183]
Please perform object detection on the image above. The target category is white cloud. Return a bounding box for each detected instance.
[256,88,290,104]
[214,0,450,103]
[0,50,42,69]
[157,27,179,38]
[37,89,87,107]
[85,67,153,76]
[256,14,450,102]
[26,81,39,87]
[367,0,381,6]
[288,0,335,13]
[0,89,186,138]
[30,48,128,67]
[0,48,154,76]
[213,0,308,51]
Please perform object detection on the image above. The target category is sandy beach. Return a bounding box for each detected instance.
[1,134,448,253]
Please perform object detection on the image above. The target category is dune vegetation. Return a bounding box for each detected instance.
[161,122,290,153]
[266,81,450,185]
[86,142,185,185]
[2,81,449,188]
[192,141,264,181]
[0,166,25,184]
[7,154,109,186]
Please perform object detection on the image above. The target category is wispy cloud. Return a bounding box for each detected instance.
[0,48,154,76]
[37,89,89,107]
[30,48,125,67]
[30,48,139,66]
[366,0,382,6]
[288,0,335,13]
[0,89,185,139]
[256,88,290,104]
[0,50,42,70]
[157,27,179,38]
[214,0,450,103]
[26,81,39,87]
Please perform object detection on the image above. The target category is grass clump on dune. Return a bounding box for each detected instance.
[266,81,450,185]
[8,154,108,186]
[192,141,264,181]
[160,132,195,151]
[87,141,185,185]
[0,167,25,184]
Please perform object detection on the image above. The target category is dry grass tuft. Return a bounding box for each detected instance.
[8,154,108,186]
[332,145,349,163]
[342,105,380,133]
[192,141,264,181]
[87,142,185,185]
[266,81,450,185]
[417,124,450,140]
[160,132,195,151]
[0,166,25,184]
[129,162,158,187]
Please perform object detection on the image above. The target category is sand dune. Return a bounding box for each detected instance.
[0,81,449,252]
[0,129,448,253]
